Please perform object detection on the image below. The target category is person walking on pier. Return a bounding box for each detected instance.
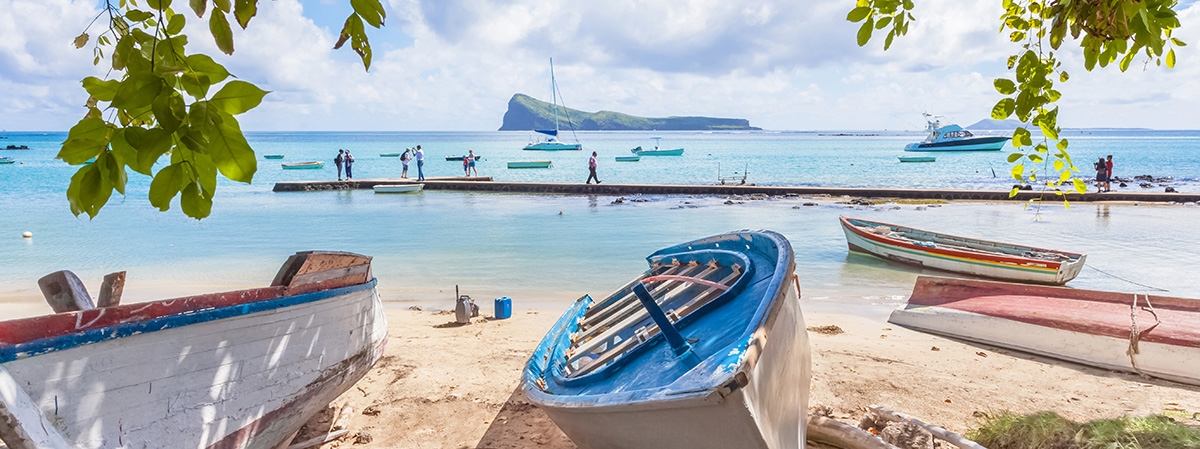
[586,151,601,184]
[334,149,345,181]
[344,150,355,180]
[400,148,411,178]
[415,145,426,181]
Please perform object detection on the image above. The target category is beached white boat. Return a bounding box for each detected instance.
[373,183,424,193]
[840,216,1086,285]
[523,231,810,449]
[0,251,388,448]
[904,113,1008,152]
[891,276,1200,386]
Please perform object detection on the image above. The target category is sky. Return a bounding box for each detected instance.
[0,0,1198,131]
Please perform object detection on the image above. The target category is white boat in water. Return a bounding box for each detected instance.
[904,113,1008,152]
[373,183,424,193]
[0,251,387,449]
[524,58,583,151]
[523,231,810,449]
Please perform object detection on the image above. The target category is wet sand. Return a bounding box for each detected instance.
[300,305,1200,448]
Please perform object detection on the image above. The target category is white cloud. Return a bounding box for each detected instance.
[0,0,1197,131]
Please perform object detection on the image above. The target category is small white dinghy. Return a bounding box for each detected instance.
[373,184,424,193]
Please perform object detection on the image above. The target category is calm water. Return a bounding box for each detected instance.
[2,131,1198,319]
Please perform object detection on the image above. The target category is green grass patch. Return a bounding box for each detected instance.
[968,411,1200,449]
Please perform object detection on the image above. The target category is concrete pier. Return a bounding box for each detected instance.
[272,178,1200,203]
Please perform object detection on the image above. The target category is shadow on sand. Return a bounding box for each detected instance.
[476,386,575,449]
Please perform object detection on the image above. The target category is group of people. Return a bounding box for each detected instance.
[334,149,354,181]
[334,145,427,181]
[1094,155,1115,192]
[461,150,479,177]
[400,145,425,181]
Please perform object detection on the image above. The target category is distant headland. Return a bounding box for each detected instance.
[498,94,760,131]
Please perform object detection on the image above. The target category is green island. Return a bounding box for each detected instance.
[498,93,760,131]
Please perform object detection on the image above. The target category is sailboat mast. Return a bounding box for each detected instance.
[550,58,560,132]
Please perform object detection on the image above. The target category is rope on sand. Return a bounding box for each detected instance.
[1085,264,1169,292]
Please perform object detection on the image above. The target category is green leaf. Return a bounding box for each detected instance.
[1011,163,1025,180]
[125,127,173,174]
[180,71,212,99]
[1053,160,1064,171]
[202,110,257,183]
[74,32,89,49]
[96,150,128,196]
[1012,127,1033,148]
[180,183,213,219]
[1028,154,1044,163]
[884,29,895,50]
[209,11,235,55]
[82,77,121,102]
[994,78,1016,95]
[350,0,386,28]
[1072,178,1087,193]
[153,91,187,132]
[167,13,186,35]
[190,0,207,17]
[234,0,257,28]
[186,54,231,84]
[149,163,184,211]
[210,81,269,115]
[991,98,1015,119]
[112,36,133,71]
[875,16,892,30]
[1171,38,1186,47]
[1009,186,1021,198]
[112,73,165,110]
[59,118,112,164]
[1056,138,1069,151]
[1034,143,1048,154]
[857,18,875,46]
[189,152,219,196]
[1166,48,1176,68]
[847,6,871,22]
[126,9,152,22]
[77,160,113,219]
[335,14,373,70]
[147,0,173,10]
[213,0,231,12]
[1006,152,1022,163]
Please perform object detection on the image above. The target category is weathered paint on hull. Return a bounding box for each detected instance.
[890,276,1200,386]
[841,217,1085,285]
[0,286,387,449]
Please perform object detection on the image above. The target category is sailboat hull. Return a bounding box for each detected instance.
[523,142,582,151]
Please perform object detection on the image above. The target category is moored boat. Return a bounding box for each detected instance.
[0,157,14,165]
[523,231,810,449]
[614,155,640,162]
[631,137,684,156]
[445,155,483,161]
[282,161,324,170]
[840,216,1085,285]
[263,154,285,159]
[890,276,1200,386]
[898,156,936,162]
[523,58,583,151]
[507,160,552,169]
[0,251,388,448]
[379,153,401,157]
[373,183,424,193]
[904,113,1008,152]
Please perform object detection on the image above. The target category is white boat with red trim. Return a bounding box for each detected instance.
[891,276,1200,386]
[523,230,810,449]
[0,251,387,449]
[840,216,1086,285]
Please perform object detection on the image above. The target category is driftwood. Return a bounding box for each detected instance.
[870,406,986,449]
[286,429,348,449]
[807,415,900,449]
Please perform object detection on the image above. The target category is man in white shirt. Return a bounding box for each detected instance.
[415,145,426,181]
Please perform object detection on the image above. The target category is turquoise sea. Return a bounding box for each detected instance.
[2,130,1199,319]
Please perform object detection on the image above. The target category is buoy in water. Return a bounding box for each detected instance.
[22,231,32,238]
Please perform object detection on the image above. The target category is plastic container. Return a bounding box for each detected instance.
[494,296,512,320]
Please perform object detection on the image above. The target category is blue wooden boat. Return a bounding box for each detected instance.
[614,155,640,162]
[523,230,809,449]
[507,160,552,169]
[263,154,285,159]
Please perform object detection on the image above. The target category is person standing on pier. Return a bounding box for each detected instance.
[415,145,426,181]
[586,151,600,184]
[468,150,478,177]
[400,148,411,178]
[344,150,355,180]
[1094,157,1107,193]
[462,152,470,176]
[334,150,345,181]
[1105,155,1114,192]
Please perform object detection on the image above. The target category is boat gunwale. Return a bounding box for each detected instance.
[841,216,1083,269]
[0,280,377,364]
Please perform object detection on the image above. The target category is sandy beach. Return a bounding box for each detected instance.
[294,303,1200,448]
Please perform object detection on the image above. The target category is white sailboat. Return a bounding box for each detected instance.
[524,58,583,151]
